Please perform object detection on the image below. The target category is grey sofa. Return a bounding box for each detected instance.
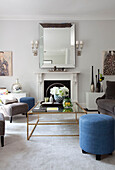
[96,81,115,118]
[96,81,115,149]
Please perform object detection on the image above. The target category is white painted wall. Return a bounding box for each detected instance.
[76,20,115,106]
[0,20,115,105]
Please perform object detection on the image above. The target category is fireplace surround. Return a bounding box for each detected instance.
[35,71,80,102]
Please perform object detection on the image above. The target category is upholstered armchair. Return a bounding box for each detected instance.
[0,95,28,123]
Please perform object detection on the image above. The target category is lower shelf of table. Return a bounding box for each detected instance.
[27,119,79,140]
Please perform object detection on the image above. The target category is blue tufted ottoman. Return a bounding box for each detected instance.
[20,97,35,111]
[79,114,114,160]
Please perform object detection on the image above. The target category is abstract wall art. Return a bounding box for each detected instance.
[103,51,115,75]
[0,51,12,76]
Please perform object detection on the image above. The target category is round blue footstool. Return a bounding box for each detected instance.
[79,114,114,160]
[20,97,35,110]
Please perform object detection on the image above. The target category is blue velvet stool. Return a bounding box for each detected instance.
[20,97,35,111]
[79,114,114,160]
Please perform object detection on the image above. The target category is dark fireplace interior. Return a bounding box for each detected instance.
[44,80,71,98]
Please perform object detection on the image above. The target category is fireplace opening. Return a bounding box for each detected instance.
[44,80,71,98]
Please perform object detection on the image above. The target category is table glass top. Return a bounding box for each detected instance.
[28,102,87,114]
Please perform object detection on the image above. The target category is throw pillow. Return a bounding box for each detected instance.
[2,98,18,104]
[105,81,115,99]
[0,95,18,104]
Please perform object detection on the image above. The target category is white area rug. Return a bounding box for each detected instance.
[0,114,115,170]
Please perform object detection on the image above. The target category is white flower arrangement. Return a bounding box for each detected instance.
[50,86,69,97]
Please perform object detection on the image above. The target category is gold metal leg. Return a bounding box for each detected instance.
[26,101,88,139]
[28,118,39,140]
[27,112,85,139]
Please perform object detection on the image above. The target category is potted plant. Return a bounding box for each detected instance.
[50,86,69,103]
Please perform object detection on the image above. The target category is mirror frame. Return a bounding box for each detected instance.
[39,23,76,68]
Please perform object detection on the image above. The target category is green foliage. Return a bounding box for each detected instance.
[99,73,104,82]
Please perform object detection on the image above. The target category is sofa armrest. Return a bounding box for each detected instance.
[96,94,105,103]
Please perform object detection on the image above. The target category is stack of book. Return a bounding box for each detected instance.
[32,107,46,112]
[47,107,59,112]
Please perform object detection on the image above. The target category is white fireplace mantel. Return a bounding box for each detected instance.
[34,71,80,102]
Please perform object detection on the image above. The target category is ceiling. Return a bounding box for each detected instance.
[1,0,115,20]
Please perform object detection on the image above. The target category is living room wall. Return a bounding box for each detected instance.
[0,20,115,106]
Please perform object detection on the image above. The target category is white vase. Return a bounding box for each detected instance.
[49,95,53,102]
[12,79,22,93]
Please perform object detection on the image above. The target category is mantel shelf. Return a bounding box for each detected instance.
[34,71,80,74]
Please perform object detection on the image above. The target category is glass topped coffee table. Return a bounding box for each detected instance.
[27,102,87,140]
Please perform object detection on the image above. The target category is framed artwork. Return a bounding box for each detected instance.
[0,51,12,76]
[103,51,115,75]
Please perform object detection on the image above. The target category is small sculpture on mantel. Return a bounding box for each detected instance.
[49,67,67,72]
[54,66,56,71]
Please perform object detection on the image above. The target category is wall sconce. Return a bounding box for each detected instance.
[31,40,38,56]
[76,41,83,56]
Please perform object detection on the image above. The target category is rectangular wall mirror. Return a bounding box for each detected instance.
[39,23,76,68]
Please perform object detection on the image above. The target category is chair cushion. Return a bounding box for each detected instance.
[105,81,115,99]
[0,102,28,116]
[97,99,115,114]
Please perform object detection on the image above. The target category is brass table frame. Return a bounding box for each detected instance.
[27,102,87,140]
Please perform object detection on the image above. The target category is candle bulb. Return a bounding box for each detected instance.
[31,41,34,45]
[35,41,38,45]
[35,41,38,49]
[76,41,79,45]
[80,41,83,49]
[80,41,83,45]
[76,41,79,49]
